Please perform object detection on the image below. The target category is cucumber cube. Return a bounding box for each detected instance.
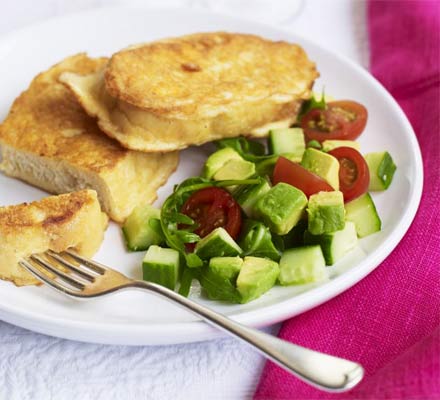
[268,127,305,161]
[122,205,163,251]
[279,245,328,285]
[142,246,180,290]
[345,193,381,237]
[195,228,242,260]
[304,221,358,265]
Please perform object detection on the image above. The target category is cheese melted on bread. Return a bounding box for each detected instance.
[60,32,318,152]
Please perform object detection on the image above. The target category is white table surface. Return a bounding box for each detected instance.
[0,1,368,399]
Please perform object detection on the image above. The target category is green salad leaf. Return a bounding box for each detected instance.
[297,91,327,122]
[198,266,241,303]
[160,177,260,269]
[239,220,281,262]
[215,137,278,175]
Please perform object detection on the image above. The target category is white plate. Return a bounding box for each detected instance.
[0,7,423,345]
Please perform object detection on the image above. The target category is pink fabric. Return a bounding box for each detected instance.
[254,1,440,399]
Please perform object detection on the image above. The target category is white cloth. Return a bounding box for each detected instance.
[0,1,368,399]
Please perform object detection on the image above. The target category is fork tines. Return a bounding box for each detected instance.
[19,249,106,294]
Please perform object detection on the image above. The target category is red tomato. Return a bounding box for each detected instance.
[272,156,333,198]
[181,187,242,239]
[301,100,368,143]
[328,147,370,202]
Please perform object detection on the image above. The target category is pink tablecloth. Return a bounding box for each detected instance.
[254,1,440,399]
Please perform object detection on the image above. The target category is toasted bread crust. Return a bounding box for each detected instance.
[0,54,127,173]
[0,54,179,221]
[105,32,318,118]
[0,190,107,286]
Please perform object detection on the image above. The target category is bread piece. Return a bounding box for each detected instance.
[60,32,318,152]
[0,54,179,223]
[0,190,107,286]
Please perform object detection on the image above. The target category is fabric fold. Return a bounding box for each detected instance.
[254,1,440,399]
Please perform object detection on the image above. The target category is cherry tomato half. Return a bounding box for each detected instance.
[181,187,242,239]
[301,100,368,143]
[328,147,370,202]
[272,156,333,198]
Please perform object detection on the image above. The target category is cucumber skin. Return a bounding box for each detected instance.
[345,193,381,238]
[122,206,162,252]
[279,245,327,285]
[304,222,358,265]
[195,228,242,260]
[142,246,180,290]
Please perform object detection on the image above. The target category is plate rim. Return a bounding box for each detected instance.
[0,5,424,345]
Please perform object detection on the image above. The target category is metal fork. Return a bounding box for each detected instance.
[20,249,364,392]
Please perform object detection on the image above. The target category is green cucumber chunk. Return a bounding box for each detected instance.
[307,191,345,235]
[142,245,180,290]
[195,227,242,260]
[238,220,281,261]
[236,256,280,303]
[345,193,381,237]
[122,205,163,251]
[304,221,358,265]
[268,128,305,161]
[301,148,340,190]
[203,148,243,179]
[255,183,308,235]
[236,178,271,217]
[209,256,243,282]
[365,151,397,191]
[279,245,328,285]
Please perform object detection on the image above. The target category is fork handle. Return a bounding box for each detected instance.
[131,280,363,392]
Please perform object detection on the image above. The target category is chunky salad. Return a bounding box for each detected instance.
[122,95,397,304]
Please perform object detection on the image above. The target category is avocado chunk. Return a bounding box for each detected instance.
[279,245,328,285]
[268,127,305,161]
[195,227,242,260]
[203,148,243,179]
[321,140,360,152]
[236,256,280,303]
[254,183,308,235]
[301,148,340,190]
[236,178,271,217]
[307,191,345,235]
[213,158,256,181]
[122,205,163,251]
[345,192,381,237]
[142,245,180,290]
[239,219,281,262]
[304,221,358,265]
[209,256,243,282]
[365,151,397,191]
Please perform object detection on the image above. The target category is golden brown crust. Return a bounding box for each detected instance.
[0,190,107,286]
[0,53,127,173]
[105,32,318,118]
[0,190,95,230]
[0,54,179,221]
